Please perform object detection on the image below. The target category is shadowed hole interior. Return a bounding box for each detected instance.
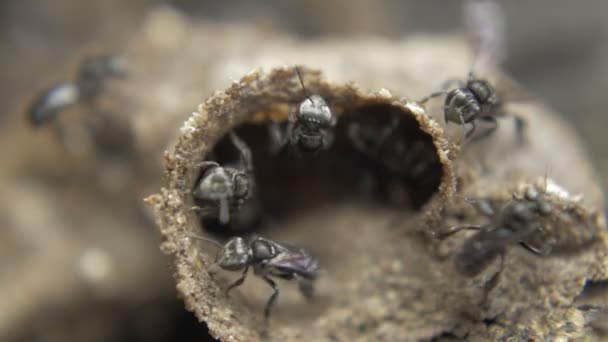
[194,103,443,237]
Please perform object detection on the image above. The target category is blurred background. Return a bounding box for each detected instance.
[0,1,606,341]
[1,0,607,172]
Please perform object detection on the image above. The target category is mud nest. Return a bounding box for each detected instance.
[146,66,608,341]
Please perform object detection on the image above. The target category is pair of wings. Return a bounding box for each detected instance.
[262,243,319,279]
[463,0,535,104]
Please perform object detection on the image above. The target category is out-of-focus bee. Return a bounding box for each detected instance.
[76,54,127,100]
[437,186,553,277]
[29,83,80,127]
[28,54,127,127]
[269,66,336,156]
[345,106,443,208]
[189,234,319,322]
[419,0,525,144]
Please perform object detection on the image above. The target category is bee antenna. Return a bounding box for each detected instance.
[467,70,475,82]
[186,233,224,249]
[295,66,313,103]
[542,165,550,193]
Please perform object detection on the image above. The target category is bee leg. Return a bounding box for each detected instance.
[469,115,498,143]
[519,241,551,256]
[436,224,483,240]
[267,122,288,154]
[192,161,220,171]
[229,132,253,172]
[225,267,249,297]
[461,118,473,146]
[482,252,506,305]
[262,276,279,321]
[189,205,216,217]
[418,91,446,105]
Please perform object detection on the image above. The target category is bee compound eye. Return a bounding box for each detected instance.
[299,95,332,123]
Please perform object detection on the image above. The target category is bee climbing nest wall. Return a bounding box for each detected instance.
[146,66,608,341]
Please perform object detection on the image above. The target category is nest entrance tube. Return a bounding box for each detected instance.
[147,66,458,341]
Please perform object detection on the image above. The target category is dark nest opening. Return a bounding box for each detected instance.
[195,102,443,237]
[147,67,464,340]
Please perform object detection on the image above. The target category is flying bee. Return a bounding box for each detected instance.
[192,132,255,225]
[77,54,128,100]
[188,234,320,322]
[269,66,336,156]
[437,186,553,277]
[27,53,127,127]
[419,0,525,144]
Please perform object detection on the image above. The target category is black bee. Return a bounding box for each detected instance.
[29,83,80,127]
[437,186,553,277]
[189,234,319,321]
[76,54,127,100]
[28,54,127,127]
[419,0,525,143]
[192,132,255,225]
[420,73,526,143]
[269,67,336,156]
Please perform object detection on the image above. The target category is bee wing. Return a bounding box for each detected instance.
[464,0,507,71]
[271,246,319,279]
[491,71,542,105]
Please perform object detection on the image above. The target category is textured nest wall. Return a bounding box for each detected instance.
[146,41,608,342]
[146,66,459,340]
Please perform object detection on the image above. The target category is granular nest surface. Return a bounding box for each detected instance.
[146,66,608,341]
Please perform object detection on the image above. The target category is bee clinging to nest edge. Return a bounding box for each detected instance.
[437,185,554,279]
[268,66,337,156]
[28,54,127,127]
[418,0,525,145]
[437,176,601,291]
